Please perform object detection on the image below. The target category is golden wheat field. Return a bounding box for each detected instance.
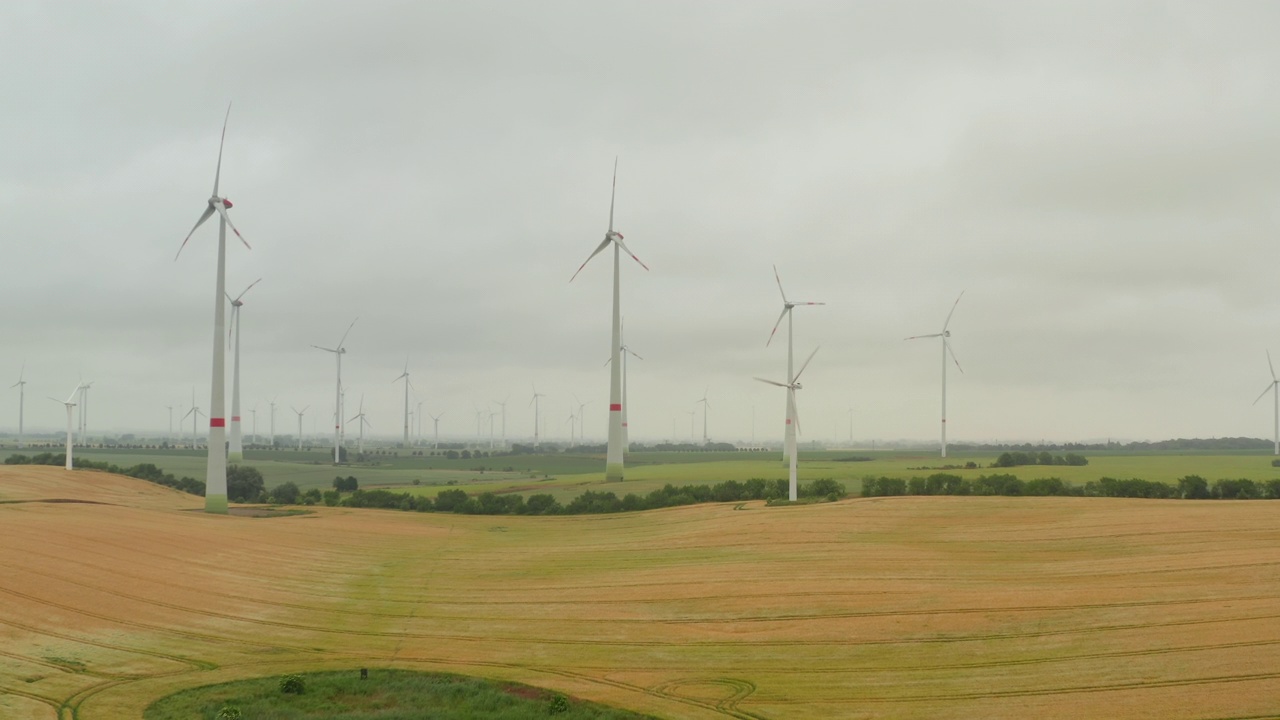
[3,466,1280,719]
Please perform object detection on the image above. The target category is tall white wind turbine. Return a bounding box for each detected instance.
[570,159,649,482]
[767,265,824,465]
[906,292,965,458]
[696,388,711,444]
[182,405,206,448]
[756,347,819,502]
[176,105,252,514]
[313,319,357,464]
[10,364,25,449]
[226,278,260,463]
[394,363,412,448]
[495,395,509,448]
[292,405,308,451]
[50,386,78,470]
[1253,351,1280,456]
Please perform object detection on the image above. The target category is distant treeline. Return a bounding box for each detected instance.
[862,473,1280,500]
[992,451,1088,467]
[952,437,1272,453]
[5,453,206,496]
[327,477,847,515]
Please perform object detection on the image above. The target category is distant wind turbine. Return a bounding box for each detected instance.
[494,395,509,448]
[394,362,412,448]
[605,322,642,450]
[226,278,260,462]
[49,386,78,470]
[530,386,545,448]
[570,159,649,482]
[182,404,206,449]
[906,292,965,458]
[10,364,25,449]
[756,347,820,501]
[430,411,444,449]
[696,388,711,444]
[292,405,308,451]
[1254,351,1280,456]
[313,318,357,464]
[77,381,92,447]
[348,395,371,455]
[767,265,824,465]
[268,397,277,448]
[175,104,252,514]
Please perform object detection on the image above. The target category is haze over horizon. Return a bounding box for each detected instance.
[2,2,1279,446]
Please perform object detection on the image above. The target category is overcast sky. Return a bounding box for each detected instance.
[2,1,1279,446]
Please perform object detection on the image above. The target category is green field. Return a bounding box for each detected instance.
[12,447,1280,502]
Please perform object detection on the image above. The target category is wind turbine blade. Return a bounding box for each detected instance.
[571,237,612,282]
[176,205,216,260]
[392,372,408,383]
[773,264,788,303]
[947,339,964,374]
[753,377,788,388]
[904,332,943,341]
[792,300,826,306]
[1253,383,1275,406]
[942,290,966,332]
[766,307,789,346]
[608,156,617,233]
[213,102,231,196]
[312,345,338,353]
[793,346,820,382]
[614,236,649,271]
[1269,351,1276,382]
[214,203,251,249]
[233,277,262,303]
[337,318,358,349]
[625,347,644,360]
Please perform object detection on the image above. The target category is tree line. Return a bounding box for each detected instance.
[862,473,1280,500]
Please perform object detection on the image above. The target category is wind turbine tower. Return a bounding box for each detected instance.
[348,395,371,455]
[227,278,260,462]
[430,411,444,449]
[50,387,78,470]
[569,159,649,481]
[313,319,356,464]
[292,406,308,451]
[530,387,545,448]
[10,365,25,449]
[394,363,412,448]
[906,292,965,458]
[756,347,819,501]
[767,265,824,465]
[696,388,711,444]
[1253,351,1280,456]
[176,105,252,514]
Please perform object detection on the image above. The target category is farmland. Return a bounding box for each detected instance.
[3,465,1280,718]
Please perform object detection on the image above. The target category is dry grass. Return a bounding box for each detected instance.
[2,466,1280,719]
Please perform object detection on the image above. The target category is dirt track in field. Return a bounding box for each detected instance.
[2,466,1279,719]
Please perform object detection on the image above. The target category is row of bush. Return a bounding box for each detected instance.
[991,451,1088,468]
[5,453,207,495]
[861,473,1280,500]
[325,477,847,515]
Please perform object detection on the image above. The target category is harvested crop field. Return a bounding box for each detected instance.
[2,466,1279,719]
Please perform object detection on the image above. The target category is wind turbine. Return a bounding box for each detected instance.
[313,318,357,464]
[182,405,206,449]
[10,364,25,449]
[416,401,424,446]
[566,410,577,447]
[573,394,589,446]
[569,159,649,482]
[226,278,260,462]
[494,395,509,448]
[394,362,412,448]
[1253,351,1280,456]
[268,397,277,448]
[696,388,711,444]
[905,291,965,458]
[605,324,643,450]
[176,105,252,514]
[292,405,308,451]
[530,386,545,448]
[166,404,174,446]
[348,395,371,455]
[756,346,819,501]
[77,381,92,447]
[430,411,444,449]
[249,403,259,445]
[49,386,78,470]
[767,265,824,465]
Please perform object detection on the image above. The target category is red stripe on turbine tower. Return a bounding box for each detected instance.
[210,418,226,427]
[231,416,240,422]
[786,418,792,425]
[610,403,622,411]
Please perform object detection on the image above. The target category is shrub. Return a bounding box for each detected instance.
[803,478,845,498]
[1178,475,1210,499]
[548,694,569,713]
[269,481,301,505]
[279,674,305,694]
[226,466,266,503]
[216,706,242,720]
